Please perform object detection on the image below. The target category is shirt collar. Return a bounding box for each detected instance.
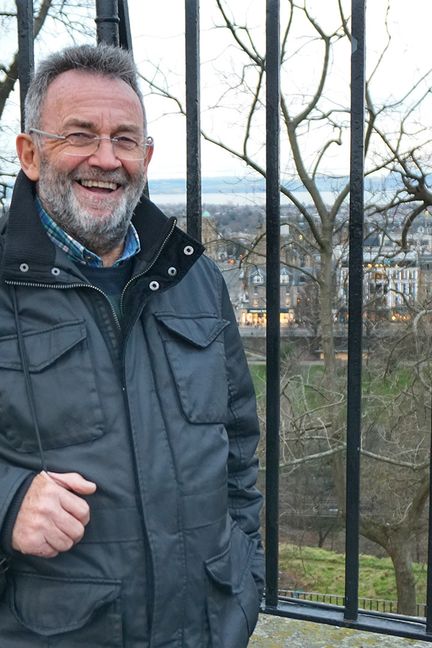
[35,197,141,268]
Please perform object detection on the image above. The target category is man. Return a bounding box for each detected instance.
[0,44,263,647]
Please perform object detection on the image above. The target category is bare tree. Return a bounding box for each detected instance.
[141,0,432,615]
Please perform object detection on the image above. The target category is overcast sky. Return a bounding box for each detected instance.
[127,0,432,180]
[1,0,432,182]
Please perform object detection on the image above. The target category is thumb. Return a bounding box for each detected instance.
[44,471,97,495]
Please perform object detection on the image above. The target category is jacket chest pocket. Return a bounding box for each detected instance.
[154,313,230,423]
[0,321,105,453]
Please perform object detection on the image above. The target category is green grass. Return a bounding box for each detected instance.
[250,364,266,397]
[279,543,427,603]
[249,361,416,412]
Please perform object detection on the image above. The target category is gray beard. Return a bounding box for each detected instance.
[37,159,145,256]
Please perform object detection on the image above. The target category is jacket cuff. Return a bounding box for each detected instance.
[0,474,35,555]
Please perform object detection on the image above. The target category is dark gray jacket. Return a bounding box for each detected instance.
[0,172,263,647]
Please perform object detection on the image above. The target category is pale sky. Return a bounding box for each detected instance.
[128,0,432,179]
[1,0,432,182]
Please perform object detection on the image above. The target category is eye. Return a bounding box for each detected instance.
[114,136,139,150]
[66,132,95,146]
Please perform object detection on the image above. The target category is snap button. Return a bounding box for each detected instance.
[51,267,60,276]
[183,245,194,256]
[168,266,177,277]
[149,280,160,291]
[19,263,29,273]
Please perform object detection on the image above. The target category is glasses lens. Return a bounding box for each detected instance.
[113,143,146,161]
[63,133,98,157]
[62,134,151,160]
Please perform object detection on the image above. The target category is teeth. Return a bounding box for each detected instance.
[80,180,118,190]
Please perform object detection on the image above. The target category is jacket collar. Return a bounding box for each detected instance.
[1,171,204,287]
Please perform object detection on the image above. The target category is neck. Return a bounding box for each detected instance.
[100,241,125,267]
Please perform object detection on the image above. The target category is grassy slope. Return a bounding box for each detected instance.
[279,544,426,604]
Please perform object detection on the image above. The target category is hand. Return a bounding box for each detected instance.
[11,471,97,559]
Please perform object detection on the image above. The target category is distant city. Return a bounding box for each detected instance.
[157,190,432,345]
[148,173,403,196]
[1,174,429,348]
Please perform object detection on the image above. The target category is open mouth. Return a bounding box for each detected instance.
[76,179,122,194]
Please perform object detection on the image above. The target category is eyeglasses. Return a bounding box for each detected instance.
[28,128,153,161]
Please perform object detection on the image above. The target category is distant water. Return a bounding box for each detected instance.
[150,190,375,206]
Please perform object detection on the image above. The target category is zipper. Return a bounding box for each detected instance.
[119,217,177,315]
[5,216,178,328]
[7,218,178,635]
[5,280,123,331]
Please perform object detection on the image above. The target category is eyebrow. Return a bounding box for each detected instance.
[63,119,95,130]
[63,119,142,135]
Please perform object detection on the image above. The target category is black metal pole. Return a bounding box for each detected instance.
[185,0,202,242]
[95,0,120,46]
[16,0,34,132]
[426,401,432,633]
[344,0,366,623]
[118,0,133,52]
[265,0,280,610]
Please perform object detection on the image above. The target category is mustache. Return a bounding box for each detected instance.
[70,168,129,186]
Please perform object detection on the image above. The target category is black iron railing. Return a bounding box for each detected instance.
[15,0,432,641]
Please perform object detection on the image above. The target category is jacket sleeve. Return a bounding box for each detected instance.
[221,279,265,592]
[0,473,35,554]
[0,461,35,555]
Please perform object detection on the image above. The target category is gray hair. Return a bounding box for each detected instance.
[25,44,146,132]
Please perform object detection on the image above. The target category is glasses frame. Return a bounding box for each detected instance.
[28,128,153,161]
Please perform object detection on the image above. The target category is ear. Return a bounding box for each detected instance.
[143,137,154,174]
[16,134,41,181]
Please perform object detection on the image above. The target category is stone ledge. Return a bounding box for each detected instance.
[250,614,428,647]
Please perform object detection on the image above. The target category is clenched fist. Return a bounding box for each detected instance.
[11,471,97,558]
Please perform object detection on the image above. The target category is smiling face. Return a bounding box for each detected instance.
[17,70,153,260]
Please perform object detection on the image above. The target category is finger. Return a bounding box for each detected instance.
[45,471,97,495]
[51,507,86,544]
[58,489,91,526]
[36,542,59,559]
[43,526,75,553]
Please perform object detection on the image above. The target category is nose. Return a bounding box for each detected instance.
[87,138,122,170]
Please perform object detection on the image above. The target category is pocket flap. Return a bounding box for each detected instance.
[0,321,87,372]
[155,313,229,348]
[205,544,232,591]
[205,523,257,594]
[10,572,121,637]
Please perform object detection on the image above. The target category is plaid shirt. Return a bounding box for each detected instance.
[35,197,140,267]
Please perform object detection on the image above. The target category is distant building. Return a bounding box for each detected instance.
[237,265,297,327]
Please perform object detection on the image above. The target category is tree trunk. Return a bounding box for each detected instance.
[319,245,336,379]
[389,538,417,616]
[319,241,348,508]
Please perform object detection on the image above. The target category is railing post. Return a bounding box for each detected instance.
[344,0,366,622]
[426,403,432,634]
[118,0,133,51]
[265,0,281,610]
[95,0,120,46]
[185,0,202,241]
[16,0,34,131]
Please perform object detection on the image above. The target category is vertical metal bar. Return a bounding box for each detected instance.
[426,407,432,634]
[344,0,366,622]
[95,0,120,46]
[16,0,34,132]
[116,1,149,199]
[185,0,202,241]
[118,0,133,52]
[265,0,280,609]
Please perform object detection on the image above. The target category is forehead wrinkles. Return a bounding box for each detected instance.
[40,71,144,132]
